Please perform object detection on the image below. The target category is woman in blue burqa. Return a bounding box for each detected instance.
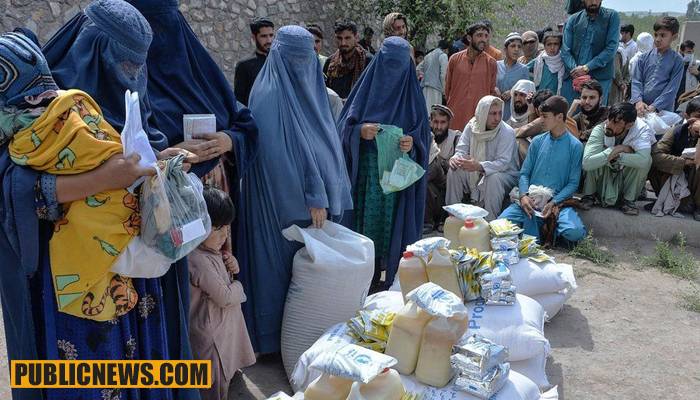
[238,26,353,353]
[337,36,431,291]
[0,15,179,400]
[127,0,258,261]
[4,1,200,399]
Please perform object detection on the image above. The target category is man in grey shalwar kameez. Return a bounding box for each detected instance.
[446,96,520,219]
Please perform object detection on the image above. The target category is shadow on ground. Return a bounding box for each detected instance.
[229,353,291,399]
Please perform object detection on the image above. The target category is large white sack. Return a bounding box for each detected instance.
[509,261,576,297]
[400,370,542,400]
[511,351,550,390]
[531,289,572,321]
[281,222,374,380]
[466,294,549,362]
[363,290,405,313]
[289,323,353,392]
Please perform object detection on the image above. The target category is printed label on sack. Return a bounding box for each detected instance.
[181,219,207,245]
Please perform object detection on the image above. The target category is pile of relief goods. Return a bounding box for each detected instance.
[274,205,572,399]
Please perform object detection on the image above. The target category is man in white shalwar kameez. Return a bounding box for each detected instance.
[446,96,520,219]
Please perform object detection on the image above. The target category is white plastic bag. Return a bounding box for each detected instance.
[658,110,683,127]
[110,236,172,278]
[644,112,670,136]
[443,204,489,220]
[363,291,405,314]
[290,323,354,392]
[509,261,576,297]
[121,90,157,192]
[511,351,550,390]
[406,282,468,318]
[309,343,397,384]
[466,294,549,362]
[281,221,374,380]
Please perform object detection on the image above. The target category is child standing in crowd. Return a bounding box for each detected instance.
[631,16,684,115]
[189,187,255,400]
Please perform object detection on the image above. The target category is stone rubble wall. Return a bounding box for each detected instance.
[1,0,565,84]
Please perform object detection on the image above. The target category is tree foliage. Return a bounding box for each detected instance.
[688,0,700,21]
[343,0,523,48]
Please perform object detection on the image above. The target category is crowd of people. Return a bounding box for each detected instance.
[0,0,698,400]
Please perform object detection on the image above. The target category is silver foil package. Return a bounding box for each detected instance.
[479,261,516,305]
[452,335,509,379]
[453,362,510,399]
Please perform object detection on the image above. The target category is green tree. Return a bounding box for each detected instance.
[343,0,522,48]
[688,0,700,21]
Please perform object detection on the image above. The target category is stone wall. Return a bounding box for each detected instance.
[1,0,566,84]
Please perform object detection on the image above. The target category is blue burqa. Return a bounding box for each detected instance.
[127,0,258,178]
[337,36,430,289]
[128,0,258,258]
[41,2,197,399]
[238,26,353,353]
[0,151,43,400]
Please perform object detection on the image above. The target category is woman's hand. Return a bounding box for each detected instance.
[360,123,380,140]
[173,131,232,163]
[98,153,155,191]
[310,207,327,229]
[399,135,413,153]
[158,148,197,172]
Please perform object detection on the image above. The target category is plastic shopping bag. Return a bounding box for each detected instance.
[140,154,211,261]
[121,90,158,192]
[376,124,425,194]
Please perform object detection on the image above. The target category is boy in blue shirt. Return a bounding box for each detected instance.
[630,17,684,115]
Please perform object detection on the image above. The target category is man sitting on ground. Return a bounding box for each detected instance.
[507,79,537,129]
[649,97,700,220]
[446,96,519,220]
[581,102,654,215]
[500,96,587,244]
[424,105,461,232]
[569,79,609,142]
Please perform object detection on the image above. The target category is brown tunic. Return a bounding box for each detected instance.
[189,247,255,400]
[445,49,497,130]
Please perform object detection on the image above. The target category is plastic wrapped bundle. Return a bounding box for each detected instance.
[452,334,509,379]
[140,154,211,261]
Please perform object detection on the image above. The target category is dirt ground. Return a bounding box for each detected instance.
[228,238,700,400]
[1,238,698,399]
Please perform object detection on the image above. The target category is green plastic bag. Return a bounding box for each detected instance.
[375,124,425,194]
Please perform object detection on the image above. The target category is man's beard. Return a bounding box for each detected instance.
[433,129,449,144]
[513,101,528,115]
[340,46,354,55]
[256,43,270,54]
[604,128,617,137]
[582,103,600,117]
[471,41,485,53]
[585,5,600,14]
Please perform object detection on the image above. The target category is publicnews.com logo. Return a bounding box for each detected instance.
[10,360,211,388]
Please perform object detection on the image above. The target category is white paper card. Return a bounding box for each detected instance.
[183,114,216,140]
[180,218,207,245]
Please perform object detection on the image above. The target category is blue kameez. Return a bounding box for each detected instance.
[499,132,587,243]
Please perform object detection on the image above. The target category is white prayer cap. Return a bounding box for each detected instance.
[504,32,523,47]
